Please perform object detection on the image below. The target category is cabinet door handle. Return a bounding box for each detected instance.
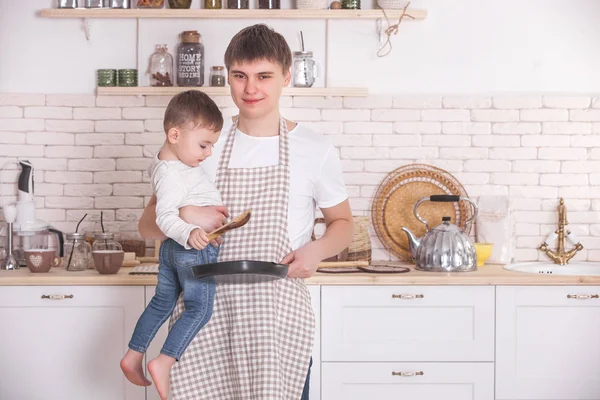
[392,294,424,299]
[392,371,424,377]
[567,294,599,299]
[41,294,74,300]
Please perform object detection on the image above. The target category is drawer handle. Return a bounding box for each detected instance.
[567,294,599,299]
[41,294,74,300]
[392,371,424,377]
[392,294,424,299]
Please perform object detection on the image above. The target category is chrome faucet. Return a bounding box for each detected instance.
[538,198,583,265]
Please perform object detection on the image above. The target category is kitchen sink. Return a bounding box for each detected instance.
[504,261,600,276]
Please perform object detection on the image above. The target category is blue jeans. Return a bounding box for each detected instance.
[128,239,218,360]
[301,357,312,400]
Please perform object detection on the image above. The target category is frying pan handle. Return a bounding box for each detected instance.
[414,196,478,231]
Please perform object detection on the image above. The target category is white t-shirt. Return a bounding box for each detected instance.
[201,121,348,250]
[149,155,223,249]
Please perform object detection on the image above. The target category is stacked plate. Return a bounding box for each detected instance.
[97,69,117,87]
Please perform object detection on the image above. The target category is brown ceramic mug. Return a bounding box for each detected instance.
[24,249,60,273]
[93,250,124,274]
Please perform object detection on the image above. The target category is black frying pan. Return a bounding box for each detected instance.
[192,260,289,283]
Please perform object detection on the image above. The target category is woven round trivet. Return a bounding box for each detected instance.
[371,164,473,261]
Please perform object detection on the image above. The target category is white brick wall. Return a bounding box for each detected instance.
[0,93,599,262]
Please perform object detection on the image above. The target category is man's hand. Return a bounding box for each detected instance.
[179,205,229,246]
[280,243,322,278]
[188,228,209,250]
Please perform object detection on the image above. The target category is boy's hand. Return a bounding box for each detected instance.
[188,228,209,250]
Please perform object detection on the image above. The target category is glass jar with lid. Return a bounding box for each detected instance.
[227,0,248,9]
[92,232,122,253]
[292,51,320,88]
[258,0,280,8]
[64,233,92,271]
[92,232,124,274]
[204,0,222,8]
[210,66,226,87]
[148,44,174,87]
[177,31,205,87]
[137,0,164,7]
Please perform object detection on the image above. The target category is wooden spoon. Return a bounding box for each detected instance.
[207,209,252,241]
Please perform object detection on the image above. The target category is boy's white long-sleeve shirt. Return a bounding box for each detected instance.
[149,154,223,249]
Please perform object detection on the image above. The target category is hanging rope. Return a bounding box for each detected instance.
[376,1,415,57]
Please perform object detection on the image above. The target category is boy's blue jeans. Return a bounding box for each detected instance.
[128,239,218,360]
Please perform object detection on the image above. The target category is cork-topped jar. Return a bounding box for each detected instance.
[177,30,204,87]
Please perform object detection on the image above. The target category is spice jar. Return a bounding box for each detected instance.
[64,233,92,272]
[210,66,226,87]
[204,0,222,8]
[148,44,174,87]
[227,0,248,9]
[168,0,191,7]
[177,31,204,87]
[137,0,164,7]
[259,0,280,8]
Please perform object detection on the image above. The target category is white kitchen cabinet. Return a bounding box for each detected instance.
[322,362,494,400]
[321,286,495,362]
[0,285,146,400]
[145,284,321,400]
[496,286,600,400]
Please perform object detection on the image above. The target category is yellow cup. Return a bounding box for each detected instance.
[474,243,493,267]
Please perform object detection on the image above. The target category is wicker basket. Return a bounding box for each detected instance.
[297,0,327,8]
[313,216,372,263]
[377,0,408,9]
[371,164,473,261]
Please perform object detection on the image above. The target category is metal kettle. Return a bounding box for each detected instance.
[401,195,478,272]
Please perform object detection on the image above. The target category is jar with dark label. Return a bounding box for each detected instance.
[210,66,226,87]
[177,31,204,87]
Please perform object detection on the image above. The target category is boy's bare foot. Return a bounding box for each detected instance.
[148,354,176,400]
[120,349,152,387]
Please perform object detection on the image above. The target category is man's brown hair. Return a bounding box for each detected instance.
[224,24,292,73]
[163,90,224,134]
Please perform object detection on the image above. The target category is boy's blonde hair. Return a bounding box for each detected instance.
[163,90,224,134]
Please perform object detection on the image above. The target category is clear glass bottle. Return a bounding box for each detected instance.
[148,44,174,87]
[177,31,205,87]
[92,232,124,274]
[210,66,226,87]
[64,233,92,271]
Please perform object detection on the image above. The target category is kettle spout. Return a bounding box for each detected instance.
[401,227,420,261]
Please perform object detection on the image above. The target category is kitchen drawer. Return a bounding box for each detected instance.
[322,285,494,362]
[322,362,494,400]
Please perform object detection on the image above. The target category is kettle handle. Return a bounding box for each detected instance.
[414,195,478,231]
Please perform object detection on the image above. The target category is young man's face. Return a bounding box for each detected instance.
[228,58,290,119]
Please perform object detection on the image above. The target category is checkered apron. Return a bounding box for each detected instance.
[169,117,315,400]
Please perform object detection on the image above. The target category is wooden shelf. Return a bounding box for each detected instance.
[97,86,368,97]
[41,8,427,20]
